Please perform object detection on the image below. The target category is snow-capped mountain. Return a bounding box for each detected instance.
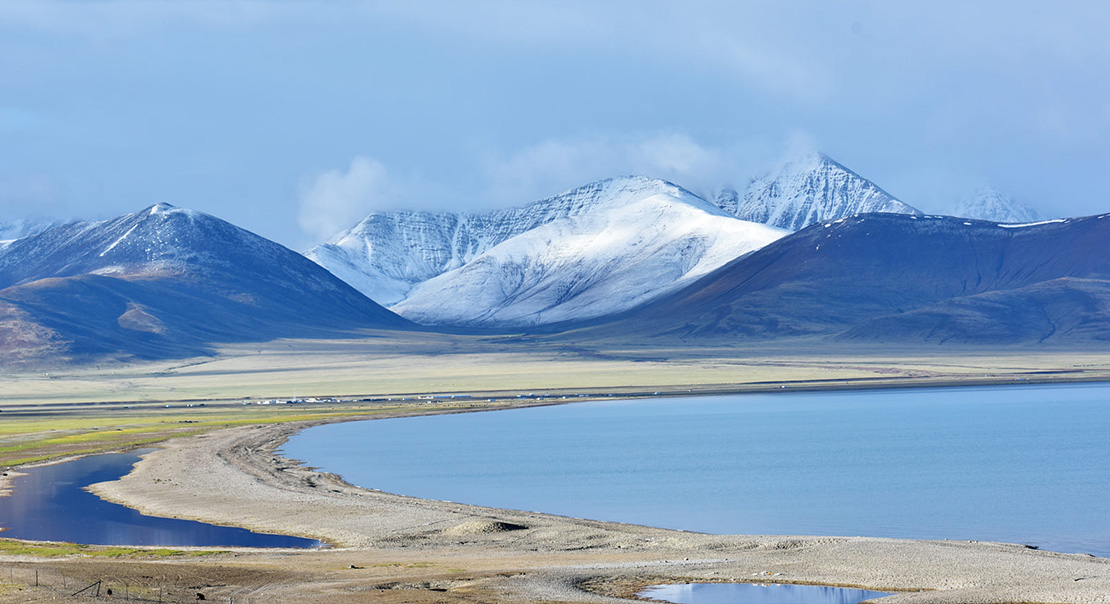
[712,153,920,230]
[0,203,342,287]
[309,177,786,327]
[394,181,785,326]
[949,187,1045,223]
[0,203,410,361]
[307,177,700,306]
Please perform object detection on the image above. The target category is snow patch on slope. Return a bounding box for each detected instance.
[997,219,1067,229]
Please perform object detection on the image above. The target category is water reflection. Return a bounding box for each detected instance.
[0,449,318,548]
[639,583,892,604]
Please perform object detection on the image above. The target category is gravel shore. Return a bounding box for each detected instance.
[72,417,1110,603]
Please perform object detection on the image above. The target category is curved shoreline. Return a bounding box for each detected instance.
[76,408,1110,603]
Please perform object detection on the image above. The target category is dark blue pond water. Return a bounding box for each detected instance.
[639,583,892,604]
[0,449,318,547]
[283,383,1110,556]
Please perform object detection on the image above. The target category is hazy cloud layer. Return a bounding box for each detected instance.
[480,132,820,205]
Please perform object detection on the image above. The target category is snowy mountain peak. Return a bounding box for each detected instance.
[391,187,786,327]
[0,204,284,289]
[541,175,708,210]
[712,153,920,230]
[307,174,786,325]
[305,175,720,306]
[781,151,835,173]
[490,175,720,227]
[950,187,1045,223]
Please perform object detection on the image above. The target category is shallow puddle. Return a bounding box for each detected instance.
[639,582,892,603]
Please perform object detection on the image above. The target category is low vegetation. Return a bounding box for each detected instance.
[0,403,458,468]
[4,340,1110,469]
[0,539,223,558]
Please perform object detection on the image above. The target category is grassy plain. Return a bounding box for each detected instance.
[6,330,1110,404]
[3,332,1110,467]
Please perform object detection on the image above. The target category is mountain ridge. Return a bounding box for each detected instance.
[576,212,1110,344]
[0,203,412,362]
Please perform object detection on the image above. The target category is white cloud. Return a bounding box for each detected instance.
[297,156,401,241]
[481,132,817,204]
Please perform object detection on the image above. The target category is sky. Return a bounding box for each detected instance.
[3,1,1110,249]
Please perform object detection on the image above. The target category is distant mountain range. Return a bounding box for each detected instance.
[0,153,1097,364]
[307,152,1064,330]
[0,204,410,362]
[308,153,925,326]
[584,213,1110,344]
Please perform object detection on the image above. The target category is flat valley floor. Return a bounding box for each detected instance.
[2,334,1110,603]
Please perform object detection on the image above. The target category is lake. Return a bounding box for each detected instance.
[638,583,892,604]
[282,383,1110,556]
[0,449,319,548]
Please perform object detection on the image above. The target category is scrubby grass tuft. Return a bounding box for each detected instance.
[0,538,225,558]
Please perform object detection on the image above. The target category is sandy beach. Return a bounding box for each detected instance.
[55,414,1106,603]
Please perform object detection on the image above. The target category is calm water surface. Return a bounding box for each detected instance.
[639,583,892,604]
[0,449,318,547]
[283,383,1110,556]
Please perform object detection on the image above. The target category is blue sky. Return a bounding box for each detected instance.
[3,1,1110,248]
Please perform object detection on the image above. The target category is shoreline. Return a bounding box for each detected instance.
[6,370,1107,412]
[74,392,1110,603]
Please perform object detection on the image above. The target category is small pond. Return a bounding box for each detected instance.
[0,449,319,548]
[638,583,892,604]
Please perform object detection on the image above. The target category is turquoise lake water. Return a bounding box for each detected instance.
[282,383,1110,556]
